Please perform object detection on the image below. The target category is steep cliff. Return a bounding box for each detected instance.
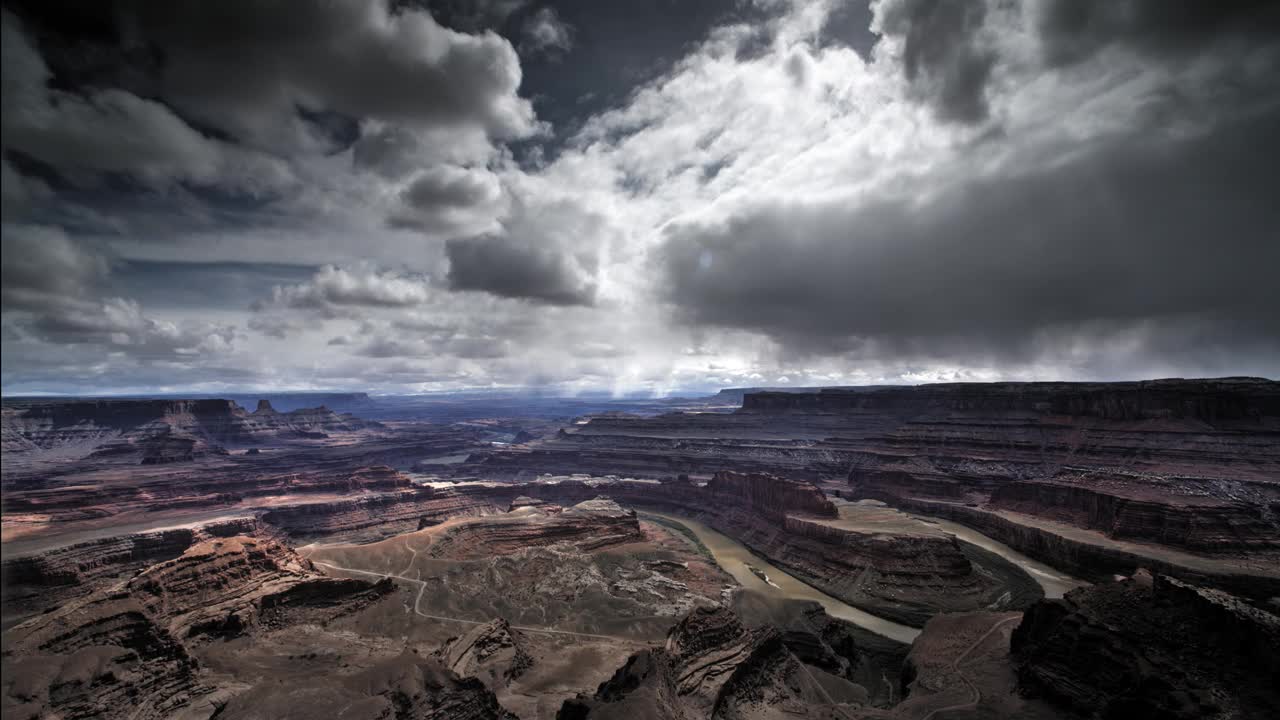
[991,475,1279,551]
[1012,571,1280,719]
[1,397,381,462]
[1,531,393,719]
[557,606,848,719]
[425,498,644,559]
[742,377,1280,421]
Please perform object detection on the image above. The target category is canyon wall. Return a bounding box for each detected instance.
[872,495,1280,602]
[1013,572,1279,719]
[742,377,1280,421]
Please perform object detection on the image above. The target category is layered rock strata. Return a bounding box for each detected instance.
[2,398,377,458]
[1013,571,1280,719]
[261,473,1030,625]
[436,618,534,687]
[426,498,643,559]
[1,518,260,628]
[873,495,1280,603]
[556,606,850,719]
[0,533,392,719]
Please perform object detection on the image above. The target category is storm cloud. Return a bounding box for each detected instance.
[662,107,1280,360]
[446,233,597,306]
[3,0,1278,394]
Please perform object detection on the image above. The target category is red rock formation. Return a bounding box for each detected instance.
[990,474,1279,550]
[1013,571,1280,719]
[0,531,391,719]
[426,498,643,559]
[876,495,1280,603]
[1,518,261,626]
[557,606,845,719]
[706,470,837,519]
[436,618,533,686]
[742,377,1280,421]
[1,397,381,461]
[126,535,391,641]
[211,650,517,720]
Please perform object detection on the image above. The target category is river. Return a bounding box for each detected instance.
[642,505,1087,646]
[904,510,1085,599]
[641,511,923,644]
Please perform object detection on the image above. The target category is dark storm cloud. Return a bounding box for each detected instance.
[1,224,239,357]
[1,11,289,194]
[876,0,1280,126]
[1035,0,1280,67]
[0,223,108,309]
[388,165,503,230]
[875,0,995,124]
[660,107,1280,361]
[403,168,498,211]
[1,0,534,200]
[109,0,535,149]
[446,233,596,306]
[357,333,511,360]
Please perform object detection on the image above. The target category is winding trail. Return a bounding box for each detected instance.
[915,615,1021,720]
[311,560,633,642]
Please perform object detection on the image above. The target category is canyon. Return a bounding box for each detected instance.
[2,379,1277,718]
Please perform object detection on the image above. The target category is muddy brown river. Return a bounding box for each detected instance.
[642,511,923,643]
[644,506,1087,645]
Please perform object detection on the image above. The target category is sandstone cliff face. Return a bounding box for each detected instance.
[448,379,1280,574]
[1,397,379,460]
[0,532,392,720]
[991,475,1279,551]
[557,606,842,719]
[436,618,534,688]
[260,485,507,542]
[426,498,644,559]
[705,470,837,520]
[742,377,1280,421]
[1,591,212,720]
[1,518,261,627]
[126,535,392,641]
[875,495,1280,603]
[1012,571,1280,719]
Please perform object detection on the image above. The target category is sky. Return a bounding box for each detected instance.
[2,0,1278,396]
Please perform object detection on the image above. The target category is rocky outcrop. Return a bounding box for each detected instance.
[1,518,261,627]
[767,516,1023,625]
[126,535,392,641]
[557,606,845,719]
[426,498,643,559]
[261,486,507,542]
[1,533,393,719]
[1,591,213,720]
[1,397,380,460]
[436,618,533,687]
[1013,571,1280,719]
[705,470,837,520]
[212,650,517,720]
